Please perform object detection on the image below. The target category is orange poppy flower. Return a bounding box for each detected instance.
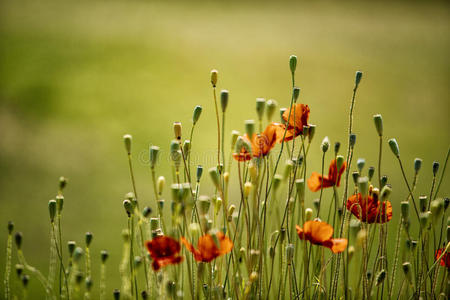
[145,236,183,271]
[346,192,393,223]
[296,220,347,253]
[233,122,284,161]
[281,103,310,141]
[435,247,450,268]
[307,159,346,192]
[181,231,233,262]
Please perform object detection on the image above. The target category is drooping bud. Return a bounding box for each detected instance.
[321,136,330,153]
[358,177,369,198]
[210,70,218,87]
[173,122,182,140]
[21,275,29,287]
[245,120,255,138]
[308,125,316,142]
[373,114,383,136]
[388,139,400,157]
[221,90,229,113]
[380,185,391,202]
[123,134,132,155]
[305,208,313,221]
[15,232,22,250]
[368,167,375,181]
[289,55,297,74]
[256,98,265,120]
[355,71,363,86]
[293,87,300,102]
[356,158,365,173]
[209,167,220,188]
[432,161,440,176]
[414,158,422,173]
[48,200,57,223]
[334,142,341,155]
[349,134,356,148]
[266,99,278,121]
[192,105,203,125]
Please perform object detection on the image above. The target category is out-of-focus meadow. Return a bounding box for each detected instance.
[0,0,449,296]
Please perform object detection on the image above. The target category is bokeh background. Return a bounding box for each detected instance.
[1,0,449,297]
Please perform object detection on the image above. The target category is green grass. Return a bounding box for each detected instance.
[0,0,449,297]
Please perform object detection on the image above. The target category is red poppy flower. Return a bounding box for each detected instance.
[307,159,346,192]
[233,122,284,161]
[296,220,347,253]
[346,192,393,223]
[145,236,183,271]
[281,103,310,141]
[435,247,450,268]
[181,231,233,262]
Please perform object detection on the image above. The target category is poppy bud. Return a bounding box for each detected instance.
[355,71,363,86]
[419,212,430,229]
[56,195,64,213]
[73,247,84,262]
[245,120,255,138]
[48,200,57,223]
[59,176,67,190]
[15,264,24,276]
[368,167,375,181]
[7,221,14,234]
[293,87,300,102]
[85,277,93,291]
[334,142,341,155]
[432,161,440,176]
[419,195,427,212]
[209,167,220,189]
[266,99,277,121]
[380,185,391,202]
[198,196,211,215]
[173,122,182,140]
[170,139,180,154]
[380,175,388,188]
[352,171,359,185]
[305,208,313,221]
[401,201,409,221]
[431,199,444,222]
[295,179,305,202]
[215,197,222,215]
[283,160,294,180]
[414,158,422,173]
[219,90,229,113]
[280,108,287,125]
[123,200,133,216]
[123,134,132,155]
[192,105,202,125]
[149,146,160,169]
[21,275,29,287]
[313,199,320,211]
[101,250,109,263]
[256,98,265,120]
[289,55,297,74]
[375,269,386,286]
[286,244,294,263]
[402,262,412,283]
[210,70,218,87]
[388,138,400,157]
[142,206,152,218]
[113,289,120,300]
[321,136,330,153]
[349,134,356,148]
[357,158,365,173]
[183,140,191,157]
[273,174,282,192]
[84,232,93,247]
[308,125,316,142]
[373,114,383,136]
[15,232,22,250]
[68,241,76,256]
[358,177,369,198]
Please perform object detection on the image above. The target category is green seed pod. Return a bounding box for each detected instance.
[123,199,134,216]
[431,198,444,222]
[59,176,67,190]
[293,87,300,102]
[273,174,282,193]
[173,122,182,140]
[170,140,180,154]
[334,142,341,155]
[221,90,229,113]
[308,125,316,142]
[419,212,430,229]
[150,218,160,232]
[85,277,93,291]
[198,196,211,215]
[123,134,132,155]
[113,289,120,300]
[149,146,160,169]
[286,244,294,263]
[368,167,375,181]
[266,99,278,121]
[432,161,440,176]
[305,208,313,221]
[280,108,287,125]
[73,247,84,262]
[357,158,365,173]
[209,167,220,188]
[352,171,359,185]
[7,221,14,234]
[289,55,297,74]
[183,140,191,157]
[56,195,64,213]
[101,250,109,263]
[21,274,29,287]
[358,177,369,198]
[373,114,383,136]
[419,195,427,212]
[195,165,203,182]
[85,232,93,247]
[414,158,422,173]
[375,269,386,286]
[68,241,76,256]
[380,185,392,202]
[381,175,388,188]
[211,69,218,87]
[349,134,356,148]
[321,136,330,153]
[15,232,22,250]
[355,71,363,86]
[402,262,412,283]
[143,206,152,218]
[15,264,24,277]
[388,138,400,157]
[192,105,203,125]
[256,98,265,120]
[401,201,409,221]
[48,200,57,223]
[283,160,294,180]
[245,120,255,138]
[295,179,305,202]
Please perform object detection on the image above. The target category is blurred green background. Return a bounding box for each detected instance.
[0,0,449,297]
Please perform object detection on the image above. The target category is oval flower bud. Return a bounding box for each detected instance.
[221,90,229,113]
[85,232,93,247]
[293,87,300,102]
[123,200,134,215]
[321,137,330,153]
[289,55,297,74]
[266,99,277,121]
[305,208,313,221]
[388,138,400,157]
[355,71,363,86]
[209,167,220,188]
[402,262,412,282]
[357,158,365,172]
[7,221,14,234]
[432,161,440,176]
[283,160,294,180]
[149,146,160,169]
[123,134,132,154]
[368,167,375,181]
[334,142,341,155]
[15,232,22,250]
[196,165,203,182]
[183,140,191,157]
[414,158,422,173]
[373,114,383,136]
[210,69,218,87]
[48,200,57,223]
[68,241,76,256]
[349,134,356,148]
[352,171,359,185]
[56,195,64,212]
[256,98,265,120]
[192,105,203,125]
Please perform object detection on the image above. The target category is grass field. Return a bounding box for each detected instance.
[0,0,449,297]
